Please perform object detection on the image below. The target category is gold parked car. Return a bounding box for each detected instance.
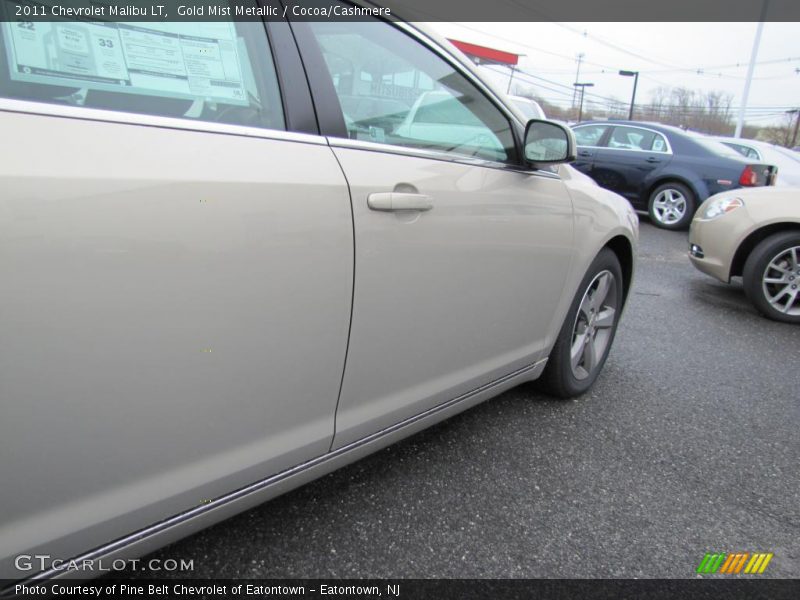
[0,7,638,583]
[689,187,800,323]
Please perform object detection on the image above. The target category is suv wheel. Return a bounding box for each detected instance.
[648,182,695,230]
[742,231,800,324]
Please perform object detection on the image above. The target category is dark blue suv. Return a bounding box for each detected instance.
[571,121,777,230]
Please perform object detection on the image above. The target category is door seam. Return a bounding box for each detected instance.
[327,145,357,453]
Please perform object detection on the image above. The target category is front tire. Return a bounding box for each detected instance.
[647,182,695,230]
[540,248,624,398]
[742,231,800,324]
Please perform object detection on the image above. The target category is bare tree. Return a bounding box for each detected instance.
[644,87,670,122]
[756,112,797,146]
[639,86,735,135]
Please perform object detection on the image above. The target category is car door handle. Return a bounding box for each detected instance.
[367,192,433,212]
[578,151,593,157]
[645,157,661,163]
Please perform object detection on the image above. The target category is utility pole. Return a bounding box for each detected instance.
[572,53,585,109]
[574,82,594,123]
[735,0,770,138]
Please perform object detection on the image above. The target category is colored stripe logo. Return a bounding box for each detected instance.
[696,552,773,574]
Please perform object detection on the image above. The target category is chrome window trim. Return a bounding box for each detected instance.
[329,136,561,179]
[598,144,673,155]
[0,98,327,146]
[10,358,546,586]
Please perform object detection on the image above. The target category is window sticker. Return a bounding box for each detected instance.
[2,3,252,106]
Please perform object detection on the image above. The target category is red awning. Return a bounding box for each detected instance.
[448,39,519,66]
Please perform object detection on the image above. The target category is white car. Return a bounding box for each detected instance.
[711,137,800,187]
[508,95,547,121]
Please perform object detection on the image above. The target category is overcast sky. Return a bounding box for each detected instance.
[430,22,800,126]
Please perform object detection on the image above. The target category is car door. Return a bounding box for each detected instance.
[592,125,672,200]
[0,16,352,578]
[571,124,611,178]
[294,17,575,449]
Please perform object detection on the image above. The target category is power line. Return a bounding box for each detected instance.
[485,64,795,117]
[485,64,794,114]
[483,64,623,105]
[553,22,689,70]
[449,22,618,71]
[552,22,800,81]
[647,56,800,73]
[459,22,800,83]
[743,112,794,121]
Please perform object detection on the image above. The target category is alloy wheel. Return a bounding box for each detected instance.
[762,245,800,316]
[570,270,618,380]
[652,189,687,225]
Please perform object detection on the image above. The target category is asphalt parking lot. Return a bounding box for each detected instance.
[129,219,799,579]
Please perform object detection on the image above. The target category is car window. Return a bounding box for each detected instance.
[0,7,285,130]
[306,20,515,163]
[722,142,761,160]
[651,133,669,153]
[608,126,658,151]
[572,124,609,147]
[745,147,761,160]
[742,146,760,160]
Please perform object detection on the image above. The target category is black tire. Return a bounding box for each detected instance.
[647,182,696,230]
[742,231,800,324]
[540,248,624,398]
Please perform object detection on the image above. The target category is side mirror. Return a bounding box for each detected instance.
[523,120,576,168]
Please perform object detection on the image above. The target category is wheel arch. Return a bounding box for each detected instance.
[730,222,800,278]
[604,235,634,305]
